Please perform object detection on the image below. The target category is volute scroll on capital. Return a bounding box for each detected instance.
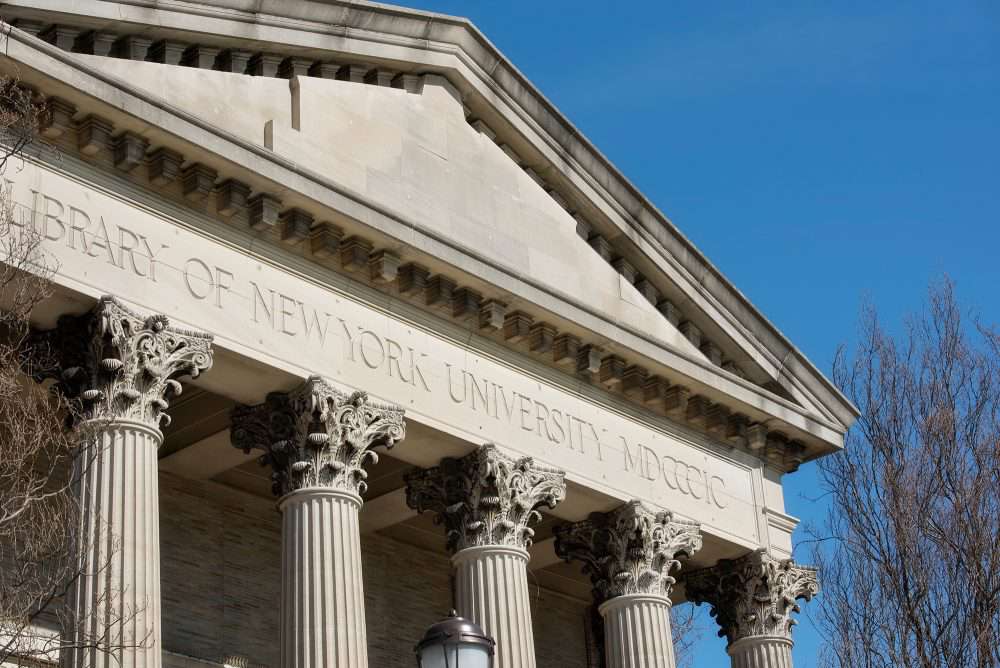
[553,500,702,602]
[230,375,406,498]
[403,443,567,553]
[27,296,214,429]
[684,549,819,645]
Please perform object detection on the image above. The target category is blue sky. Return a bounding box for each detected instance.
[408,1,999,665]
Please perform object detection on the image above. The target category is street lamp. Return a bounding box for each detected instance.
[415,610,495,668]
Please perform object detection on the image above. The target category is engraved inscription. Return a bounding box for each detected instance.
[6,176,743,516]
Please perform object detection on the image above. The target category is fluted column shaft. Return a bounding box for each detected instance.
[62,420,162,668]
[727,637,793,668]
[453,546,535,668]
[231,377,406,668]
[31,298,213,668]
[600,594,676,668]
[553,501,702,668]
[279,488,367,668]
[405,445,566,668]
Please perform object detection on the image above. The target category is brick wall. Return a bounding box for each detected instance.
[159,473,590,668]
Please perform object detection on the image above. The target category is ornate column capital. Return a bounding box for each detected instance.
[404,443,566,552]
[28,296,213,429]
[230,375,405,498]
[684,549,819,645]
[554,500,702,602]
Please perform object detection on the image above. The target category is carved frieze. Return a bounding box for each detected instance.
[684,549,819,644]
[28,296,214,428]
[553,500,702,602]
[230,376,406,498]
[404,443,566,552]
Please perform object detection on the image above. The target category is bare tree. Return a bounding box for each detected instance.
[0,74,81,666]
[813,280,1000,668]
[0,73,144,667]
[671,602,701,668]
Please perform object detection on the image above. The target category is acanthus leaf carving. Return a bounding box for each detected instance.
[230,375,406,497]
[27,296,213,429]
[404,443,566,552]
[684,549,819,645]
[553,500,701,602]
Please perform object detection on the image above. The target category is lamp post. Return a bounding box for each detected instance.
[415,611,496,668]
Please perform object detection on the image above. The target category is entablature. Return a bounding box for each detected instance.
[0,19,846,469]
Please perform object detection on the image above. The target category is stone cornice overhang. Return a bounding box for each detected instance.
[0,25,848,459]
[0,0,859,433]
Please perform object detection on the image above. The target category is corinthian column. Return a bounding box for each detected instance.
[684,550,819,668]
[404,444,566,668]
[30,296,214,668]
[553,501,702,668]
[230,377,405,668]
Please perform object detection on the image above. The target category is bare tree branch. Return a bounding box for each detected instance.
[0,74,147,668]
[812,279,1000,668]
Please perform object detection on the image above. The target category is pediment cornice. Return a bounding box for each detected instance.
[0,16,848,466]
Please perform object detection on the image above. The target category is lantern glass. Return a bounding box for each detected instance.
[415,611,494,668]
[416,643,491,668]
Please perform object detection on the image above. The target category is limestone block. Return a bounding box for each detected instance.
[39,24,78,51]
[310,222,343,260]
[279,208,313,246]
[216,179,251,218]
[74,30,116,57]
[369,250,400,283]
[79,56,290,146]
[113,131,148,172]
[479,300,507,331]
[149,147,183,185]
[180,45,221,69]
[71,52,706,361]
[40,96,76,138]
[398,263,430,297]
[76,114,113,156]
[147,40,187,65]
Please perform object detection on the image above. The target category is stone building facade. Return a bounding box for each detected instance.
[0,2,857,667]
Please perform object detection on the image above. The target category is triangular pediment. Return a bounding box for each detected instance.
[81,55,705,362]
[0,0,858,461]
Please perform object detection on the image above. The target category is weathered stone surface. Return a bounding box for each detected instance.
[28,296,213,428]
[278,207,313,245]
[216,179,251,218]
[76,114,113,155]
[554,500,701,602]
[248,193,281,230]
[182,163,217,202]
[148,146,183,185]
[39,96,75,138]
[113,130,148,172]
[685,549,819,645]
[230,376,405,497]
[404,443,566,552]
